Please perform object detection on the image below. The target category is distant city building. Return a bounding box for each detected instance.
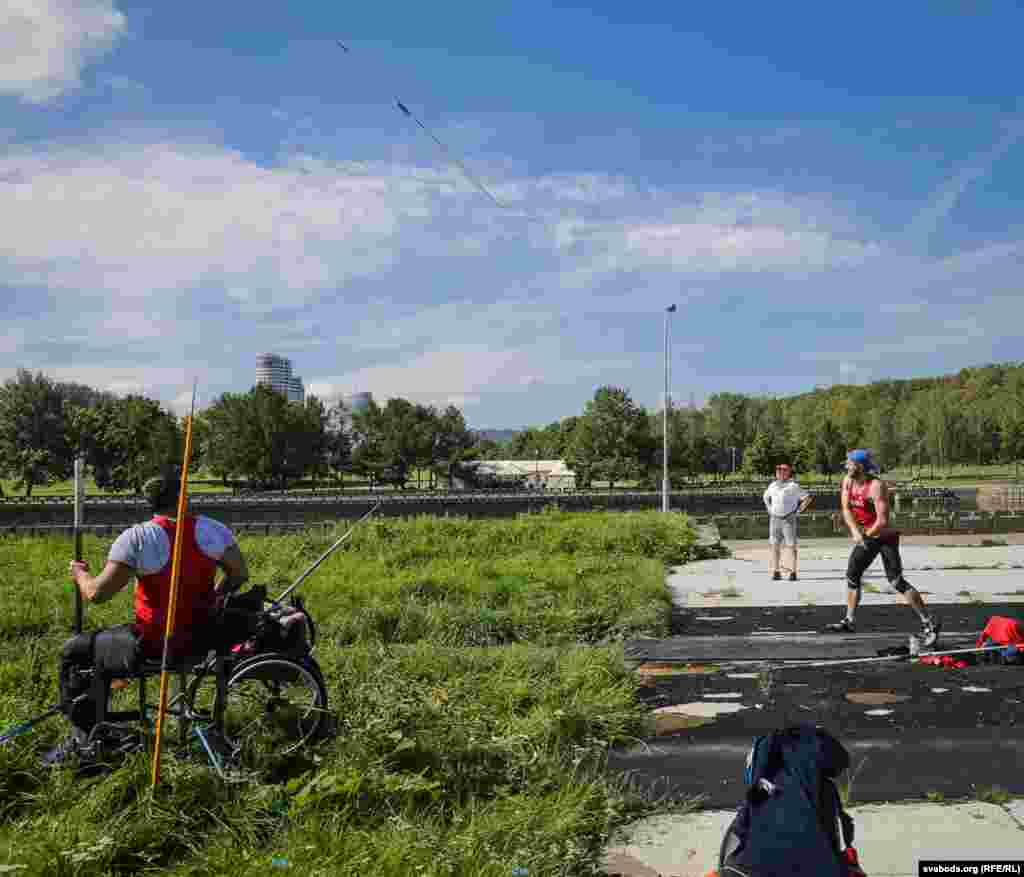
[255,353,304,402]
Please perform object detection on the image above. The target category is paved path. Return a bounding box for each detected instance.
[674,540,1024,609]
[604,536,1024,876]
[605,799,1024,877]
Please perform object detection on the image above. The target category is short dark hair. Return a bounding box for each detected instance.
[142,466,182,513]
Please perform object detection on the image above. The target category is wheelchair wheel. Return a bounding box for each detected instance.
[187,655,328,761]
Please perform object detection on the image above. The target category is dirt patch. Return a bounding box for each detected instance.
[845,691,912,705]
[637,662,721,678]
[653,713,715,735]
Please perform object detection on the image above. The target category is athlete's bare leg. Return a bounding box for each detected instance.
[847,584,861,619]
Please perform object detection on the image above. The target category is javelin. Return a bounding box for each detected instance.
[151,380,197,788]
[334,40,506,209]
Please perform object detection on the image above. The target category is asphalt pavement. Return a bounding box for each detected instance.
[603,534,1024,877]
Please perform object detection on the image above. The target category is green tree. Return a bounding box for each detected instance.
[432,405,478,488]
[743,430,789,477]
[203,386,325,489]
[80,395,183,494]
[0,369,76,496]
[705,392,750,470]
[351,398,435,488]
[862,401,901,471]
[566,386,653,488]
[323,401,354,482]
[996,369,1024,475]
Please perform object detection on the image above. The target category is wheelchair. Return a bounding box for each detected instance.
[85,586,329,770]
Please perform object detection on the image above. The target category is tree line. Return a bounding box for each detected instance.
[1,362,1023,495]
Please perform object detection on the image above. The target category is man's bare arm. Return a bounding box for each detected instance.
[865,480,889,537]
[214,543,249,595]
[71,560,134,604]
[840,477,862,540]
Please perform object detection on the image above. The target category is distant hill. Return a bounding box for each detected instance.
[473,428,520,443]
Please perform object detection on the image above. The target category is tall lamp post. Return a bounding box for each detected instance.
[663,304,677,513]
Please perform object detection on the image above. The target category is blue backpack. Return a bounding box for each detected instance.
[718,724,861,877]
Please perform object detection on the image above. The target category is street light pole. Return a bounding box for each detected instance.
[663,304,676,513]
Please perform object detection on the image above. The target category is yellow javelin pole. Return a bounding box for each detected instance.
[151,386,196,788]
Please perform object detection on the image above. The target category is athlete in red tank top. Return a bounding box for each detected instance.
[845,477,877,529]
[134,514,219,658]
[825,449,940,646]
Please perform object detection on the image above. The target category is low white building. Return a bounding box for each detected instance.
[460,459,576,491]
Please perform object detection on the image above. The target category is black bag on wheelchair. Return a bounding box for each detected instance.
[216,586,313,658]
[215,585,268,651]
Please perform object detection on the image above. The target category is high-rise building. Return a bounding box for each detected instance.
[256,353,305,402]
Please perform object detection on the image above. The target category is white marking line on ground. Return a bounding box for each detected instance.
[726,673,760,679]
[864,709,894,716]
[962,686,993,693]
[701,693,743,699]
[695,616,735,621]
[931,688,950,693]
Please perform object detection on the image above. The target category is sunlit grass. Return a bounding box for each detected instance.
[0,509,714,875]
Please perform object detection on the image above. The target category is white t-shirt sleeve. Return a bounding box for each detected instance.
[108,525,143,570]
[108,522,171,575]
[195,516,236,561]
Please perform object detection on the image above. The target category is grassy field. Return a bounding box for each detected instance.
[4,461,1020,499]
[0,510,716,876]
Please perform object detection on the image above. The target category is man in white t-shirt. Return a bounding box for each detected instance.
[43,467,249,767]
[762,462,813,581]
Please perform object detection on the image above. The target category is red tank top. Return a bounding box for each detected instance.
[134,515,218,659]
[846,478,877,528]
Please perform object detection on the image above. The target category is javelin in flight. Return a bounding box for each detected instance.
[335,40,506,209]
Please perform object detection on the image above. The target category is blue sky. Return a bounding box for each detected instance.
[2,1,1022,428]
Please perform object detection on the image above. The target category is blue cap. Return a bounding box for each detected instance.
[846,449,879,473]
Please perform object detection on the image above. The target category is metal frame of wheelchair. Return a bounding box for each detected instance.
[86,595,329,774]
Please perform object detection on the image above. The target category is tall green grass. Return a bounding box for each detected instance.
[0,510,714,875]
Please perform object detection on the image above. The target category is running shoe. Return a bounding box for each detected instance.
[825,618,856,634]
[920,615,941,649]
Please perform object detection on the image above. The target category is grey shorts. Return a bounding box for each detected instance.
[769,515,798,546]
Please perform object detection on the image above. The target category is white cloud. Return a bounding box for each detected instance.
[0,144,422,309]
[2,133,1020,427]
[0,0,127,104]
[307,343,635,410]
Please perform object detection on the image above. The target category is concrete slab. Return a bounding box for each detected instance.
[605,801,1024,877]
[668,543,1024,608]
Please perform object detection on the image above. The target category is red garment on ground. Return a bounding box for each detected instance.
[133,515,218,659]
[919,655,968,669]
[975,616,1024,648]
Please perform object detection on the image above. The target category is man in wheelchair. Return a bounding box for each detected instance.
[44,467,251,768]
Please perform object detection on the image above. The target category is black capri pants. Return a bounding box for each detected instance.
[846,534,911,593]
